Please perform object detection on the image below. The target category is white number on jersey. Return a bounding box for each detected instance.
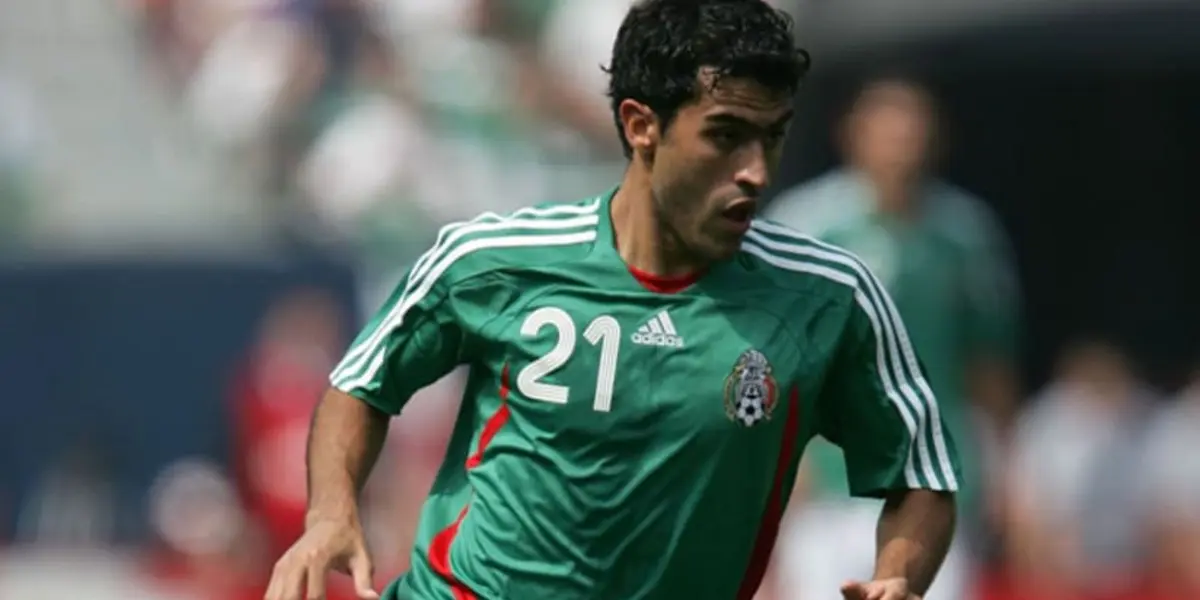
[516,308,621,412]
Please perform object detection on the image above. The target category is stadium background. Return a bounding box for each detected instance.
[0,0,1197,598]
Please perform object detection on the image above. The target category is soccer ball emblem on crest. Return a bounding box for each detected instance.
[724,349,778,427]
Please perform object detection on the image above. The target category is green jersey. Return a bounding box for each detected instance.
[766,169,1018,512]
[330,189,960,600]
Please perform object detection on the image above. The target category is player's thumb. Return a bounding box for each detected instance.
[349,548,379,599]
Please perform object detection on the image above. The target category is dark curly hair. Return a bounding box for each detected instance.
[604,0,811,158]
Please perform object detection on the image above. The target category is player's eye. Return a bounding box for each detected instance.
[706,128,744,150]
[764,130,787,148]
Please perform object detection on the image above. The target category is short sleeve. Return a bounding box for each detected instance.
[328,262,465,415]
[818,282,962,498]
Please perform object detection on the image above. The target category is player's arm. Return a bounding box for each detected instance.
[312,262,467,521]
[304,388,389,529]
[817,288,961,598]
[268,259,466,600]
[871,488,956,596]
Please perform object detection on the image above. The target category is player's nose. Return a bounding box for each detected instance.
[733,144,770,196]
[734,165,767,198]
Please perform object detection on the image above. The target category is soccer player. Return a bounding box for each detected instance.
[264,1,960,600]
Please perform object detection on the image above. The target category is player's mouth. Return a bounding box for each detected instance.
[720,200,757,234]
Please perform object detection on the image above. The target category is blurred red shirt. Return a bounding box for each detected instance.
[232,345,325,556]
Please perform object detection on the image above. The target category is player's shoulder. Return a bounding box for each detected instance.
[418,194,605,288]
[926,181,1008,245]
[740,217,882,301]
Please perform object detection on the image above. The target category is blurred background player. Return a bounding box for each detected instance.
[1003,340,1158,600]
[765,74,1021,600]
[230,287,346,565]
[226,287,362,600]
[1138,365,1200,600]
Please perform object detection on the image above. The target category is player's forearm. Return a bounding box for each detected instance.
[305,388,390,527]
[872,490,957,595]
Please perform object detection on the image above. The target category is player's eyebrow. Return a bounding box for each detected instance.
[705,109,794,130]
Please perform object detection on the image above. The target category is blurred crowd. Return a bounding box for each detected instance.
[138,0,636,292]
[0,1,1197,600]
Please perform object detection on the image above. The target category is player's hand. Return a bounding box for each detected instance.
[265,519,379,600]
[840,577,920,600]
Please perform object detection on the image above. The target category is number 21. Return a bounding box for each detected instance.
[516,307,620,412]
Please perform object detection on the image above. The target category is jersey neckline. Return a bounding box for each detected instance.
[594,186,714,295]
[626,264,705,294]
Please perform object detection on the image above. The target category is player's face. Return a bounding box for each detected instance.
[848,82,933,178]
[648,74,794,261]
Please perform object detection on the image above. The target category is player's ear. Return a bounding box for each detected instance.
[619,99,659,158]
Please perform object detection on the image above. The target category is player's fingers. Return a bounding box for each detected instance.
[349,548,380,599]
[867,582,901,600]
[266,557,306,600]
[868,586,892,600]
[840,580,868,599]
[306,563,327,600]
[263,569,280,600]
[263,566,279,600]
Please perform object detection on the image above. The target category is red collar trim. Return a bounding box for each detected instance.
[627,265,703,294]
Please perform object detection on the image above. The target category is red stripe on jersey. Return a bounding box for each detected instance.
[428,365,512,600]
[466,366,511,469]
[735,386,801,600]
[428,506,473,600]
[626,264,704,294]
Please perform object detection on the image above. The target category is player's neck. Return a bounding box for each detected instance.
[610,178,706,278]
[864,169,922,217]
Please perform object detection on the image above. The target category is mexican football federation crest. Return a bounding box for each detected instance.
[724,349,778,427]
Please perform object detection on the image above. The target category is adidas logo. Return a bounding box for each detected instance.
[632,310,685,348]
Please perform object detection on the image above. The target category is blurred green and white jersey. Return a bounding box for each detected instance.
[765,169,1019,512]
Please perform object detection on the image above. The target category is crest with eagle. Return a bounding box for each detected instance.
[723,349,778,427]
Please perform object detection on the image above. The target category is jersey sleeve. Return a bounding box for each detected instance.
[328,261,466,415]
[817,282,962,498]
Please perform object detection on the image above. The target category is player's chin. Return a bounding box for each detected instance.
[702,233,745,262]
